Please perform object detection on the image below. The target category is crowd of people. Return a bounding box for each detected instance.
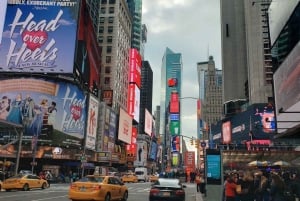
[223,169,300,201]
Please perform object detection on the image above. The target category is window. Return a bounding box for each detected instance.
[101,0,107,3]
[98,36,103,43]
[106,46,112,53]
[108,17,114,23]
[109,7,114,14]
[106,56,111,63]
[107,36,113,43]
[104,77,110,84]
[100,17,105,24]
[109,0,116,4]
[105,66,111,73]
[108,26,113,33]
[100,7,106,14]
[99,26,104,34]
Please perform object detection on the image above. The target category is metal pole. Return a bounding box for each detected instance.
[15,129,23,175]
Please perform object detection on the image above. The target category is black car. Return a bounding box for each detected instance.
[149,178,186,201]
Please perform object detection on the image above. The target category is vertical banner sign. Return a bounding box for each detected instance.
[85,95,99,150]
[0,0,7,44]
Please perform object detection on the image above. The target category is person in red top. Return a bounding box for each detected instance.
[225,174,237,201]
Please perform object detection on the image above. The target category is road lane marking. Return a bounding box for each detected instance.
[31,195,67,201]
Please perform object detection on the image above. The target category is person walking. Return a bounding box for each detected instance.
[195,173,201,193]
[225,174,238,201]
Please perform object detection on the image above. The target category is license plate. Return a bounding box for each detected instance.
[80,187,86,191]
[162,192,170,196]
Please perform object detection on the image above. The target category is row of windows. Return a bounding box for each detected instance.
[100,17,114,24]
[98,26,114,34]
[101,0,116,4]
[97,36,113,43]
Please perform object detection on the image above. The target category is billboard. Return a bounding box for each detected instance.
[0,78,86,147]
[0,0,7,44]
[184,151,195,170]
[169,120,180,136]
[0,0,80,73]
[85,95,99,150]
[171,135,180,152]
[222,121,232,144]
[127,84,140,122]
[172,152,179,166]
[144,109,152,136]
[134,140,147,167]
[170,91,179,113]
[102,90,113,107]
[129,48,141,88]
[149,141,157,160]
[118,108,132,144]
[126,126,137,154]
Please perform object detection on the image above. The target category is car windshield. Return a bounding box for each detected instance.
[80,176,104,183]
[9,174,24,179]
[154,179,181,187]
[135,171,144,175]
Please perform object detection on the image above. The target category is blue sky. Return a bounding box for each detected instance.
[142,0,222,149]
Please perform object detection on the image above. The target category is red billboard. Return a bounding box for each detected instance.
[170,91,179,113]
[129,48,142,88]
[184,151,195,170]
[126,126,137,154]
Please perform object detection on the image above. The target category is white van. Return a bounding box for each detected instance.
[134,167,148,182]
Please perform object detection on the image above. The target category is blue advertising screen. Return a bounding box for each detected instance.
[206,149,221,185]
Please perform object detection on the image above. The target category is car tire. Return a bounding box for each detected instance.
[23,183,29,191]
[105,193,111,201]
[122,191,128,201]
[41,182,47,189]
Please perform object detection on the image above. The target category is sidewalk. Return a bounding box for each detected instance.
[195,191,204,201]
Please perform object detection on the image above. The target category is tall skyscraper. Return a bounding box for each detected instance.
[221,0,273,114]
[197,56,223,140]
[159,47,182,170]
[127,0,143,51]
[87,0,132,112]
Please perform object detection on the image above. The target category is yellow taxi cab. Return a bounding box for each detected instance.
[68,175,128,201]
[121,173,138,183]
[2,174,48,191]
[149,174,159,182]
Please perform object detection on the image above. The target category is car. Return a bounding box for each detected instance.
[19,170,33,175]
[121,173,138,183]
[68,175,128,201]
[2,174,48,191]
[0,180,2,191]
[149,174,159,183]
[149,178,186,201]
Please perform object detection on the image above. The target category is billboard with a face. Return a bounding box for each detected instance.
[0,78,86,147]
[0,1,80,73]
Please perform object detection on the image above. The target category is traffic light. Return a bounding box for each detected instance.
[190,138,194,145]
[195,139,199,148]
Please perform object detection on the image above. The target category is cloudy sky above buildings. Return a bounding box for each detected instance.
[142,0,222,149]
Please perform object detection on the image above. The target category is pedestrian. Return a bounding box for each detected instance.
[195,173,201,193]
[45,171,53,187]
[225,173,237,201]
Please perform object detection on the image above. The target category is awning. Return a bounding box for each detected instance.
[82,163,95,169]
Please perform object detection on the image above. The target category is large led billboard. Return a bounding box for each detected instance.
[222,121,232,144]
[129,48,141,88]
[0,78,86,147]
[0,1,80,73]
[170,91,179,113]
[171,135,180,152]
[118,108,132,144]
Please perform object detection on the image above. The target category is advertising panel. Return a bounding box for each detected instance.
[172,152,179,166]
[144,109,152,136]
[0,0,80,73]
[85,95,99,150]
[127,84,140,122]
[102,90,113,107]
[206,149,221,185]
[118,108,132,144]
[0,78,86,147]
[109,110,116,140]
[222,121,232,144]
[103,107,110,151]
[170,91,179,113]
[0,0,7,44]
[169,120,180,136]
[134,140,147,167]
[126,126,137,154]
[129,48,141,88]
[149,141,157,160]
[171,136,180,152]
[184,151,195,169]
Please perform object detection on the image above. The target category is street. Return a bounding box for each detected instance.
[0,182,198,201]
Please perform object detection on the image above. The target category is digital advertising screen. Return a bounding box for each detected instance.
[206,149,222,185]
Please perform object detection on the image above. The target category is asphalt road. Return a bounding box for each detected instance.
[0,182,197,201]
